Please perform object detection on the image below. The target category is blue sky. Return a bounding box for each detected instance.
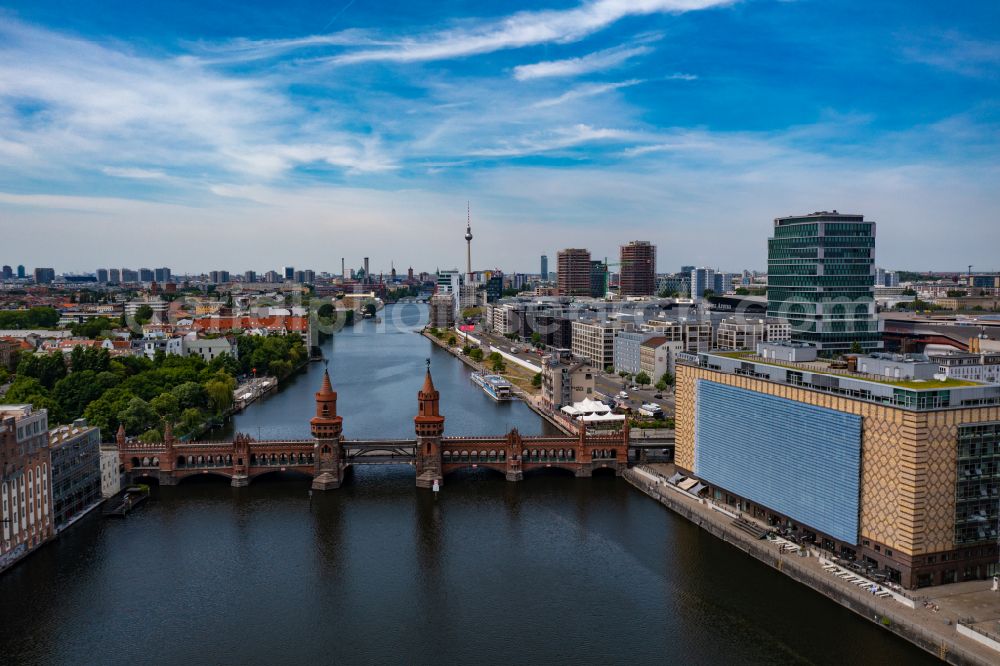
[1,0,998,274]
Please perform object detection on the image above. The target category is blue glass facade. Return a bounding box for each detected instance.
[695,380,862,544]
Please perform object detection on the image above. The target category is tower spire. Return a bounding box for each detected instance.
[464,201,473,282]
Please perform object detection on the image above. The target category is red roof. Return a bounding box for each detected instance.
[193,316,308,333]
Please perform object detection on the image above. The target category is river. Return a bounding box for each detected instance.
[0,304,937,665]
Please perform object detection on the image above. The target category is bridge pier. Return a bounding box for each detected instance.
[574,467,592,478]
[311,470,342,491]
[231,475,249,488]
[505,470,523,482]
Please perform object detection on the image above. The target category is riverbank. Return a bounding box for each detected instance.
[421,328,573,435]
[624,465,1000,666]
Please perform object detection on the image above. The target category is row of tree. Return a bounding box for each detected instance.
[3,334,305,442]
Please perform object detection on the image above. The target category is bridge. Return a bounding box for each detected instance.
[117,363,628,490]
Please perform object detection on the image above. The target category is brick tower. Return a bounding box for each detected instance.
[311,367,344,490]
[414,360,445,489]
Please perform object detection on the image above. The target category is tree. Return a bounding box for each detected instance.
[491,358,505,373]
[70,317,118,338]
[946,290,967,298]
[17,352,67,389]
[135,304,154,324]
[176,408,205,437]
[655,379,668,392]
[531,372,542,388]
[119,397,157,435]
[849,341,863,355]
[204,378,234,414]
[171,381,208,411]
[635,371,651,387]
[469,348,484,362]
[150,392,180,422]
[488,351,502,363]
[658,372,675,387]
[447,334,457,346]
[605,365,614,374]
[138,428,162,444]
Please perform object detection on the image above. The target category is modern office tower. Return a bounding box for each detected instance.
[139,268,154,282]
[766,211,881,353]
[675,350,1000,589]
[570,320,619,369]
[363,258,370,282]
[619,241,656,296]
[284,266,295,280]
[33,267,55,284]
[109,268,121,283]
[1,265,11,280]
[589,260,607,298]
[875,267,899,288]
[16,265,25,278]
[120,268,138,283]
[244,270,256,283]
[304,270,315,284]
[540,255,548,280]
[680,265,695,275]
[294,271,305,283]
[96,268,109,283]
[154,267,171,283]
[690,267,715,300]
[557,248,591,297]
[437,270,461,295]
[209,270,230,284]
[265,270,281,283]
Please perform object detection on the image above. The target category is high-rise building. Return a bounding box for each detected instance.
[589,260,607,298]
[304,270,315,284]
[1,265,11,280]
[766,211,881,353]
[209,270,230,284]
[265,270,281,283]
[363,258,370,282]
[540,255,548,280]
[109,268,120,283]
[33,267,55,284]
[284,266,295,280]
[557,248,591,297]
[619,240,656,296]
[139,268,154,282]
[49,419,102,531]
[120,268,138,283]
[680,265,695,275]
[96,268,109,283]
[154,267,171,283]
[16,265,25,278]
[690,267,715,300]
[244,270,256,283]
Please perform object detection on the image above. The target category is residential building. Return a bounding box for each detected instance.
[1,265,11,280]
[264,270,281,283]
[645,319,713,353]
[541,358,595,410]
[109,268,120,283]
[1,337,22,370]
[930,347,1000,384]
[557,249,591,297]
[428,294,456,330]
[284,266,295,280]
[1,404,54,572]
[612,330,652,375]
[210,270,231,284]
[154,267,172,283]
[716,317,792,351]
[142,336,184,359]
[48,420,102,531]
[690,267,715,300]
[244,270,256,283]
[766,211,882,353]
[138,268,154,282]
[675,351,1000,588]
[571,320,619,369]
[182,336,239,363]
[99,444,121,498]
[96,268,109,283]
[620,241,656,296]
[640,336,683,381]
[121,268,138,283]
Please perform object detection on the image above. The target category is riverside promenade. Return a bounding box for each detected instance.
[626,464,1000,665]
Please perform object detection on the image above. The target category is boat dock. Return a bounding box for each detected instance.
[102,486,150,518]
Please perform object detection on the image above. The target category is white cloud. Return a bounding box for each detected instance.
[533,79,645,107]
[101,167,168,179]
[514,45,652,80]
[214,0,734,66]
[469,124,642,157]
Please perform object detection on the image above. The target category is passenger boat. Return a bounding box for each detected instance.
[471,372,514,401]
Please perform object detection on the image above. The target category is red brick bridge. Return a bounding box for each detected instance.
[119,364,628,490]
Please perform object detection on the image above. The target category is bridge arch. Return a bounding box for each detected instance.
[177,471,232,485]
[250,469,314,485]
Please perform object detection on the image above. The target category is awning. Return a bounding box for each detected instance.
[667,473,684,485]
[688,482,707,495]
[678,478,698,491]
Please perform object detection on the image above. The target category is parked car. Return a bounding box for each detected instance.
[617,391,629,399]
[654,392,663,399]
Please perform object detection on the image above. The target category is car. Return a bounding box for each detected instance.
[654,393,663,399]
[617,391,628,399]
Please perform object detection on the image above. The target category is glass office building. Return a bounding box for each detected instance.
[766,211,882,353]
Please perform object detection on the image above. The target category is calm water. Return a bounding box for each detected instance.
[0,305,937,665]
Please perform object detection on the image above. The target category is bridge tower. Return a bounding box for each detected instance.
[414,360,445,489]
[310,368,345,490]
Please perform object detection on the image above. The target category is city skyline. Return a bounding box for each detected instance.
[1,1,998,271]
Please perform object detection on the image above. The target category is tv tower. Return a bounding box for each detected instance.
[464,202,473,283]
